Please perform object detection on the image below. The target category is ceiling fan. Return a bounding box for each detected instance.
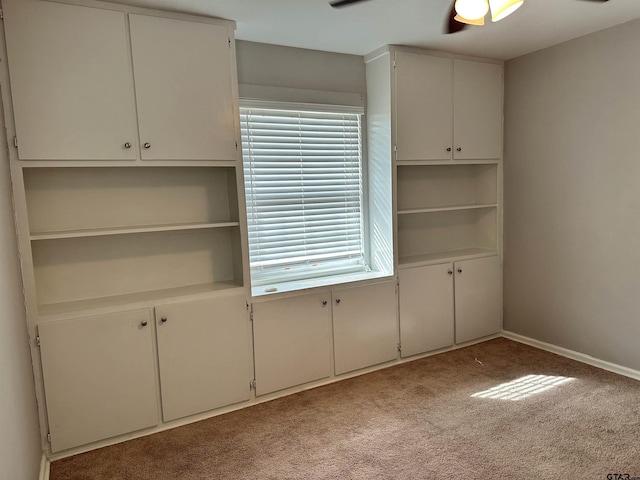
[329,0,611,34]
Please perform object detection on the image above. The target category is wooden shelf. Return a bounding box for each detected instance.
[38,281,244,317]
[399,248,498,268]
[398,204,497,215]
[30,221,240,241]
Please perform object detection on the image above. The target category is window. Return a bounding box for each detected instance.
[240,102,371,292]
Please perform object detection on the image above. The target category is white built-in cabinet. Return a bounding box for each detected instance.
[3,0,136,160]
[252,292,333,396]
[332,282,398,375]
[395,51,502,161]
[154,293,253,422]
[252,281,398,395]
[3,0,238,161]
[128,14,238,161]
[2,0,250,454]
[366,46,503,357]
[398,263,454,357]
[398,256,501,358]
[453,256,502,344]
[38,310,158,453]
[2,0,504,456]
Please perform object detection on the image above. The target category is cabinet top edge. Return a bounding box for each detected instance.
[365,45,503,66]
[41,0,237,30]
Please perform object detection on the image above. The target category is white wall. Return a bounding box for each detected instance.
[236,40,365,93]
[503,19,640,370]
[0,95,41,477]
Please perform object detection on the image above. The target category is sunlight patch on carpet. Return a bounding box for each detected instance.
[471,375,574,401]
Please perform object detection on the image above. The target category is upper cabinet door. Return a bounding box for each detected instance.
[395,52,453,161]
[129,15,238,161]
[3,0,137,160]
[453,60,503,160]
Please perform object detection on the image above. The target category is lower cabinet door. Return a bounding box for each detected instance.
[252,292,332,396]
[454,255,502,344]
[333,281,398,375]
[399,263,454,358]
[38,309,158,453]
[155,292,252,422]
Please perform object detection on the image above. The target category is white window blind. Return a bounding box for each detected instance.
[240,103,367,286]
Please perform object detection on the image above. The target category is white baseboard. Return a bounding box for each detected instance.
[39,453,50,480]
[502,331,640,382]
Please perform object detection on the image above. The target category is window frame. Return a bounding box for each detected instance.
[239,99,379,295]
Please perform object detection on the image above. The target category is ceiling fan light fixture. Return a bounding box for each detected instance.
[454,13,485,26]
[454,0,489,21]
[488,0,524,22]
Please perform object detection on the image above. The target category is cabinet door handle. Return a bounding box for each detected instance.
[144,142,151,149]
[457,268,462,274]
[456,147,462,152]
[446,147,452,152]
[123,142,132,149]
[322,300,328,306]
[335,298,341,304]
[448,270,453,275]
[160,317,168,323]
[141,320,148,327]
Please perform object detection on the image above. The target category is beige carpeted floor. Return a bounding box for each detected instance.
[51,338,640,479]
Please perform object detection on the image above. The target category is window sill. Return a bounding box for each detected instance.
[250,270,392,298]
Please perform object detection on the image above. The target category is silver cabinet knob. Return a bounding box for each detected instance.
[124,142,132,149]
[335,298,341,304]
[160,317,167,323]
[446,147,452,152]
[144,143,151,149]
[456,147,462,152]
[322,300,328,306]
[448,270,453,275]
[457,268,462,274]
[141,320,148,327]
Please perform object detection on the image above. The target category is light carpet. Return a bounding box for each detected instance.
[51,338,640,479]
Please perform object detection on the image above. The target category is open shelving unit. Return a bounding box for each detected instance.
[23,166,244,315]
[396,163,499,267]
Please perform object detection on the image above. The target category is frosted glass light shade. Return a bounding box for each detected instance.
[489,0,524,22]
[454,14,485,26]
[455,0,489,21]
